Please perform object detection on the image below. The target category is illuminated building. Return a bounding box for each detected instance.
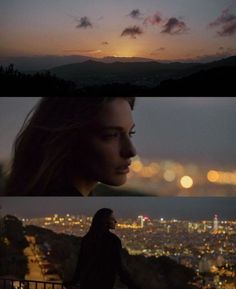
[213,214,219,233]
[138,215,144,228]
[199,256,211,273]
[167,225,170,234]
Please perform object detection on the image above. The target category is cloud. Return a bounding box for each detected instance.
[161,17,189,34]
[63,49,101,54]
[101,41,109,45]
[156,47,165,51]
[82,50,102,54]
[76,16,92,29]
[143,12,162,26]
[121,26,143,38]
[129,9,142,19]
[150,47,166,56]
[209,9,236,36]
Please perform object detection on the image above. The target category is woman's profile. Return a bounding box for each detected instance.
[6,97,136,196]
[66,208,141,289]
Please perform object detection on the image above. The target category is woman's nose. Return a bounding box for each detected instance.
[120,136,137,159]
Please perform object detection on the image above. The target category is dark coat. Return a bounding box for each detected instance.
[72,230,139,289]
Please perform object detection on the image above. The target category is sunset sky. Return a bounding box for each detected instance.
[1,0,236,61]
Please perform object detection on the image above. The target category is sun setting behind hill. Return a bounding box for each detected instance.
[1,0,236,61]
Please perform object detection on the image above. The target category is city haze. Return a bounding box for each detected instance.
[1,197,236,220]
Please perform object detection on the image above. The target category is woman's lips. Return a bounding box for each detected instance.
[116,164,131,174]
[116,167,130,174]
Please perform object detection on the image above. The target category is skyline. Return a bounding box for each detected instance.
[1,97,236,166]
[1,197,236,220]
[1,0,236,61]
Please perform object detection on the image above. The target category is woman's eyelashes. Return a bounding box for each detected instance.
[102,133,118,140]
[102,130,136,140]
[129,130,136,138]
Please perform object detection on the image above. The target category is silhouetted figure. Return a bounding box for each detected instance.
[67,208,141,289]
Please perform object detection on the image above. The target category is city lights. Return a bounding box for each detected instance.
[207,170,236,186]
[1,155,236,196]
[125,156,236,196]
[163,169,176,182]
[19,213,236,289]
[180,176,193,189]
[130,159,143,173]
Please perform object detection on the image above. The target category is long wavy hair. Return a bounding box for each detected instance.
[6,97,135,196]
[78,208,114,281]
[85,208,114,242]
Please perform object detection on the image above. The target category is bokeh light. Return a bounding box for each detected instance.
[180,176,193,189]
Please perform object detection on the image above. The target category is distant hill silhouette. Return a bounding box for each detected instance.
[49,59,199,88]
[101,56,159,63]
[1,53,233,71]
[74,65,236,96]
[0,55,157,72]
[202,55,236,68]
[1,56,235,95]
[0,55,93,71]
[151,65,236,95]
[48,55,236,91]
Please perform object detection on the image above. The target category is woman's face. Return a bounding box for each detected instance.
[107,213,117,230]
[77,98,136,186]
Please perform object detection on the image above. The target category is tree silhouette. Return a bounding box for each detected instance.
[0,64,77,96]
[0,215,28,278]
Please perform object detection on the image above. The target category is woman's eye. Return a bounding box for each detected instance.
[102,133,119,139]
[102,130,135,140]
[129,131,136,137]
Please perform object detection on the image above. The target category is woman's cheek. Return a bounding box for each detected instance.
[94,139,120,159]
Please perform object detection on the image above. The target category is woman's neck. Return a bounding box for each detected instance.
[74,178,97,196]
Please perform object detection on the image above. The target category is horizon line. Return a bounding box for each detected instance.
[1,53,235,64]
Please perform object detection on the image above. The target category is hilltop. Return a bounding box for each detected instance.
[1,55,235,95]
[48,55,236,89]
[0,215,198,288]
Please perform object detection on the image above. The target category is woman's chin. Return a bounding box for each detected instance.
[102,174,127,187]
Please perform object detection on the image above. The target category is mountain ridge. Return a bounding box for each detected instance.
[1,54,235,72]
[47,55,236,88]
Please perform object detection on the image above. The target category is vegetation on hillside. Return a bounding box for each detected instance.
[0,215,28,278]
[1,60,235,96]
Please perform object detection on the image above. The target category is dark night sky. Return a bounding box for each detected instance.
[1,197,236,220]
[1,97,236,166]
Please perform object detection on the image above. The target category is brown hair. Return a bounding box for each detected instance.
[6,97,135,196]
